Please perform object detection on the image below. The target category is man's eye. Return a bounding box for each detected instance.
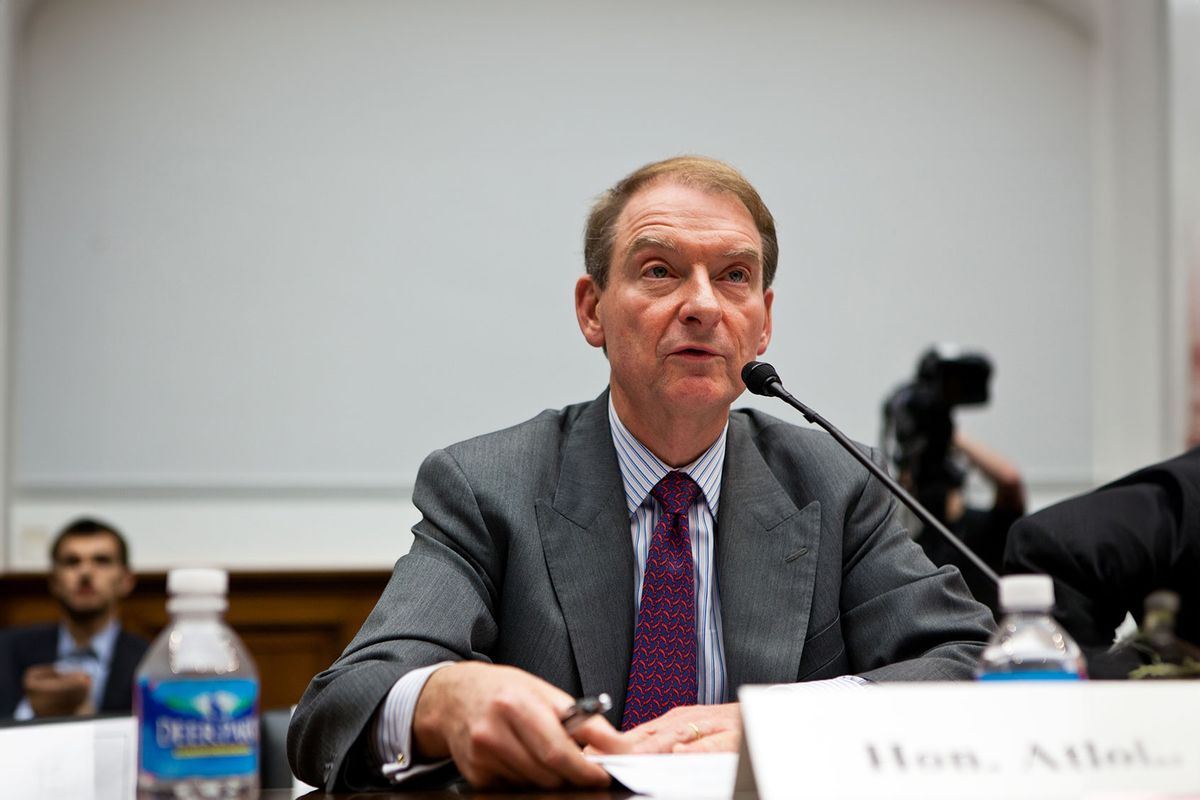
[647,265,670,278]
[726,268,748,283]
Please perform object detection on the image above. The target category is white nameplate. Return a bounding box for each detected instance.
[738,682,1200,800]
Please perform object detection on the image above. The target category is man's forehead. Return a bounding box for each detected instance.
[56,534,120,559]
[616,181,760,246]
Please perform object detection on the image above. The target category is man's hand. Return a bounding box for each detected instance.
[412,662,623,788]
[23,664,93,717]
[598,703,742,754]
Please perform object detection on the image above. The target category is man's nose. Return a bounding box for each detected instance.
[678,272,721,326]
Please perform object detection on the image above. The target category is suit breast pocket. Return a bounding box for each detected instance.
[796,614,849,682]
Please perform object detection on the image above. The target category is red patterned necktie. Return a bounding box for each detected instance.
[622,470,701,730]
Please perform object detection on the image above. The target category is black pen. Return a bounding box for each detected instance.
[561,693,612,733]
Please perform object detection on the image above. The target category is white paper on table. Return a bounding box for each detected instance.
[589,752,738,799]
[0,719,96,800]
[93,716,137,800]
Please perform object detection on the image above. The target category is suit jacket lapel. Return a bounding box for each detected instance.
[537,392,634,725]
[718,414,822,692]
[101,630,142,713]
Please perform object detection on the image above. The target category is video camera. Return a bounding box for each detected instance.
[881,346,993,521]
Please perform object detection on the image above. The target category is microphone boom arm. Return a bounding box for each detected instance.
[746,364,1000,586]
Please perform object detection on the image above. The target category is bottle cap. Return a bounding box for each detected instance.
[167,567,228,596]
[999,574,1055,611]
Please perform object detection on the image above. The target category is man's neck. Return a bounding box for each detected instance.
[62,612,116,647]
[610,392,728,468]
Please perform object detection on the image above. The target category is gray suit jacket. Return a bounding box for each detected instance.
[288,393,994,790]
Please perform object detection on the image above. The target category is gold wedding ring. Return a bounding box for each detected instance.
[687,722,703,741]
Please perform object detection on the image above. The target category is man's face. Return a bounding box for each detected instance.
[576,179,773,428]
[49,534,134,623]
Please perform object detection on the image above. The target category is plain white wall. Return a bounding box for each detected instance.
[1173,0,1200,447]
[0,0,1183,570]
[0,0,16,571]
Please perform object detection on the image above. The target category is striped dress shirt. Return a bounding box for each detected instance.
[607,398,728,706]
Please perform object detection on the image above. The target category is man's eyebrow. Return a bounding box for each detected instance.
[625,235,761,263]
[624,235,679,259]
[723,247,761,264]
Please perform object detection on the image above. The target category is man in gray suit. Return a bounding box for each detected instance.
[288,156,994,791]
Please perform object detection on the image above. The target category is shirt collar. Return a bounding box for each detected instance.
[608,395,727,518]
[57,619,120,663]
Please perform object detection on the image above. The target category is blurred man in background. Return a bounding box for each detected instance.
[919,430,1025,614]
[0,518,148,719]
[883,347,1025,614]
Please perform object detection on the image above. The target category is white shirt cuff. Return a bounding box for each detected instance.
[13,698,34,721]
[371,661,455,783]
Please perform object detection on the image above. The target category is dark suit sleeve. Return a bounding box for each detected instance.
[0,629,22,718]
[0,626,59,718]
[287,448,502,791]
[1004,480,1177,649]
[838,455,995,681]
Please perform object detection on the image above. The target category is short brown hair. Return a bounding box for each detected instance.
[583,155,778,290]
[51,517,130,568]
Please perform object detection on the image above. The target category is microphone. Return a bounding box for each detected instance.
[741,361,784,398]
[741,360,999,586]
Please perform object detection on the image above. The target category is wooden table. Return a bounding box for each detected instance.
[267,789,643,799]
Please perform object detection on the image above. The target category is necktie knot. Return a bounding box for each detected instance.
[651,471,701,516]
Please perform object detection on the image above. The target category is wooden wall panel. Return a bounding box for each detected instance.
[0,571,391,710]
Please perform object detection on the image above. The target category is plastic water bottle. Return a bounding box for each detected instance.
[977,574,1086,680]
[136,568,260,798]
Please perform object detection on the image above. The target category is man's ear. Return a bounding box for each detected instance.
[117,570,136,600]
[47,572,62,601]
[757,287,774,355]
[575,276,606,349]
